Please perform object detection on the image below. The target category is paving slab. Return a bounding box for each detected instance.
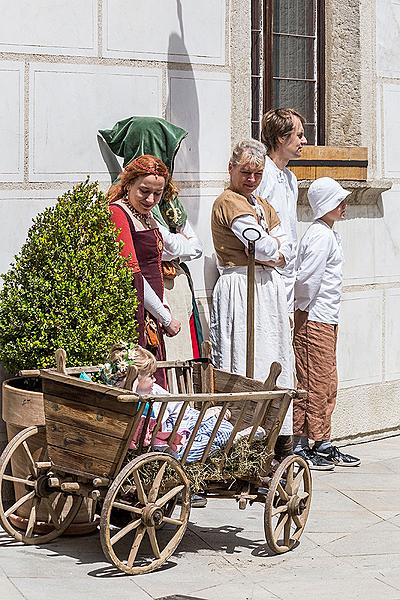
[0,576,25,600]
[338,490,400,518]
[325,519,400,556]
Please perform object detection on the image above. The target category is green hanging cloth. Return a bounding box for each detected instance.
[99,116,188,228]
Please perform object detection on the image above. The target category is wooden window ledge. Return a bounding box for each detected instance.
[297,179,392,205]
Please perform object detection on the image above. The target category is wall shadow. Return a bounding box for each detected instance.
[166,0,201,225]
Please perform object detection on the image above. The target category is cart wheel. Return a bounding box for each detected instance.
[0,426,82,544]
[100,452,190,575]
[264,455,312,554]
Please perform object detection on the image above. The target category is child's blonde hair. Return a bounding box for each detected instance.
[130,346,157,377]
[108,342,156,375]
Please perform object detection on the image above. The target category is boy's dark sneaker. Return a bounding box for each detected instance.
[294,447,335,471]
[191,494,207,508]
[177,493,208,508]
[316,445,361,467]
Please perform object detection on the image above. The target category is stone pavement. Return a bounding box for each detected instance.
[1,435,400,600]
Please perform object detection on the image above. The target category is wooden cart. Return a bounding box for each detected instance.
[0,359,311,575]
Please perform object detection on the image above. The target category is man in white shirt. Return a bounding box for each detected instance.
[256,108,307,462]
[293,177,360,470]
[256,108,307,312]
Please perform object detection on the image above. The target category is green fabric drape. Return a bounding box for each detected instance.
[99,116,188,228]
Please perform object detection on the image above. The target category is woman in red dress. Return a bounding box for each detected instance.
[108,155,181,383]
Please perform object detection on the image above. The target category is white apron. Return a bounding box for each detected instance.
[210,265,294,435]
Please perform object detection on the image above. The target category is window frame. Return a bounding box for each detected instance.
[262,0,326,145]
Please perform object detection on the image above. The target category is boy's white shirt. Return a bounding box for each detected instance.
[294,219,343,325]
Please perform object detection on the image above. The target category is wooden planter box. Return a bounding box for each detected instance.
[288,146,368,181]
[2,376,99,535]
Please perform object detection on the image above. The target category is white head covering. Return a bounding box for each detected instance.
[308,177,351,220]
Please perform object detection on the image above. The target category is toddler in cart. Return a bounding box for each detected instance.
[97,343,234,464]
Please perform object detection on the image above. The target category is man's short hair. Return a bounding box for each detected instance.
[261,108,305,154]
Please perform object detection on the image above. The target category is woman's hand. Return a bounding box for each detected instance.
[164,318,181,337]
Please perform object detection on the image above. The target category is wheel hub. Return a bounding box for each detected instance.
[287,495,306,516]
[33,474,52,498]
[142,504,164,527]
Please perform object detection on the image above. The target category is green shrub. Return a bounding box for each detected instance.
[0,180,138,372]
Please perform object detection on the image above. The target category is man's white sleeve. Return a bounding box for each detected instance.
[269,223,294,265]
[160,222,202,262]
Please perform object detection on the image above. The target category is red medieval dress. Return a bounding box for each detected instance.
[110,201,167,386]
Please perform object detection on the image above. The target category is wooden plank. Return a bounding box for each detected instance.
[287,165,315,181]
[214,369,266,393]
[45,419,123,463]
[117,390,288,404]
[47,445,114,478]
[184,367,194,394]
[41,369,131,400]
[176,368,186,394]
[315,166,365,180]
[293,146,367,160]
[42,375,138,416]
[44,395,132,439]
[192,363,202,393]
[289,146,368,181]
[19,366,100,377]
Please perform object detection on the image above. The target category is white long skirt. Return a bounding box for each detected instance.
[209,266,294,435]
[163,264,193,361]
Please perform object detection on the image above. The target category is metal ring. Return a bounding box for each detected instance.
[242,227,262,242]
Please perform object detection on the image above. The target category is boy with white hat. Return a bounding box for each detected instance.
[293,177,360,470]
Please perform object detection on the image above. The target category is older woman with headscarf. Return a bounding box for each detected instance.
[210,139,295,457]
[99,116,203,362]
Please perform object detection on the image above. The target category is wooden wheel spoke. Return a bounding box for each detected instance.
[112,501,142,515]
[110,518,141,546]
[293,514,304,530]
[132,471,147,505]
[291,468,305,495]
[283,515,292,547]
[148,462,167,503]
[273,512,289,541]
[52,493,67,519]
[286,463,294,494]
[271,503,288,517]
[127,524,146,568]
[5,490,36,518]
[26,497,40,537]
[38,445,48,462]
[22,441,37,476]
[276,482,289,502]
[147,526,161,558]
[163,516,183,527]
[297,491,309,502]
[292,516,305,540]
[43,498,63,528]
[156,485,184,508]
[3,474,35,487]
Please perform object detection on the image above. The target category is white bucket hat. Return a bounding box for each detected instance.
[308,177,351,220]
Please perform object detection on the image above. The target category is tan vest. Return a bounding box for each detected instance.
[211,189,280,267]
